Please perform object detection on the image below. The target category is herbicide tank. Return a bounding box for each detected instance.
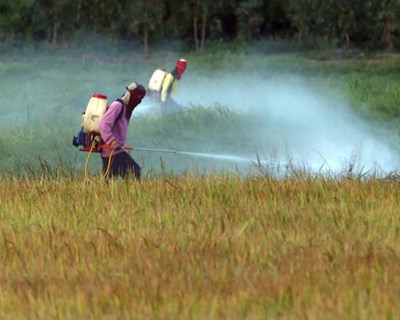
[148,69,167,92]
[83,93,108,133]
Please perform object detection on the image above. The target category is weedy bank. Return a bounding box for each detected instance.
[1,173,400,319]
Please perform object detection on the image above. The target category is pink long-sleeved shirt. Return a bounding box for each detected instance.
[99,100,129,158]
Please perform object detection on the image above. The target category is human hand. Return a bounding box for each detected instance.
[110,140,122,152]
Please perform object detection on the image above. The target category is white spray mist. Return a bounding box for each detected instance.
[173,73,400,174]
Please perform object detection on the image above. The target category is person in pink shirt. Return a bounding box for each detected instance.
[99,82,146,179]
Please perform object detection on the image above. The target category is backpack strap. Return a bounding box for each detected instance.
[116,99,125,120]
[166,72,176,99]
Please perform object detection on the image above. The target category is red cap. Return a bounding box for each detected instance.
[176,59,187,80]
[177,59,187,70]
[92,93,107,99]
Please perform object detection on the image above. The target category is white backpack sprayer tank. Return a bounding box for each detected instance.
[83,93,108,133]
[72,93,108,152]
[148,68,167,101]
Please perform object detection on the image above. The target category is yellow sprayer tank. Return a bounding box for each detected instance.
[83,93,108,133]
[148,68,167,92]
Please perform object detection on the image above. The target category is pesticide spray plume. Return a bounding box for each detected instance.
[133,146,177,153]
[139,147,266,162]
[133,145,330,175]
[173,71,400,175]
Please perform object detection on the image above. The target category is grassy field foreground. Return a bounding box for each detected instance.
[1,174,400,319]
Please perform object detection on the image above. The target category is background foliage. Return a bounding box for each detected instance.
[1,0,400,51]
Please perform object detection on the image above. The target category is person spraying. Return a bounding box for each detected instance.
[99,82,146,179]
[148,58,188,116]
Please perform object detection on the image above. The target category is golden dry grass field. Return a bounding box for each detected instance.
[1,173,400,319]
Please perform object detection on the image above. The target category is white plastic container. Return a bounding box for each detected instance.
[83,93,108,133]
[148,68,167,92]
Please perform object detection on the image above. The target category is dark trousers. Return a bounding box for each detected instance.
[102,151,141,179]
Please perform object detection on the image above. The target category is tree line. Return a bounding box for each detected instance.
[1,0,400,52]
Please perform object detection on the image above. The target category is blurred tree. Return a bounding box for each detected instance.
[191,0,206,51]
[128,0,165,53]
[190,0,224,51]
[0,0,399,51]
[377,0,400,51]
[284,0,378,48]
[162,0,192,48]
[0,0,35,44]
[235,0,264,42]
[261,0,292,38]
[31,0,85,45]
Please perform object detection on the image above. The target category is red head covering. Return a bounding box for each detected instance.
[176,59,187,80]
[122,82,146,119]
